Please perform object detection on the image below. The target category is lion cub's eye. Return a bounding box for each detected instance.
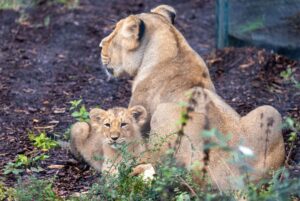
[120,123,128,128]
[104,123,111,128]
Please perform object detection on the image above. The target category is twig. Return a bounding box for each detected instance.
[285,141,295,167]
[178,176,197,198]
[280,140,295,181]
[207,166,223,194]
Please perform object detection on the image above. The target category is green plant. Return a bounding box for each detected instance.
[0,0,79,10]
[3,131,56,175]
[0,183,15,201]
[3,154,30,175]
[246,169,300,200]
[63,127,71,140]
[280,66,300,89]
[3,153,49,175]
[280,67,293,80]
[29,131,58,151]
[282,117,299,169]
[13,177,62,201]
[71,105,89,121]
[0,0,34,10]
[69,99,89,122]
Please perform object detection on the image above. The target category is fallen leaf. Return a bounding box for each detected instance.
[239,59,255,69]
[32,119,39,123]
[49,120,59,124]
[48,164,65,169]
[53,107,66,114]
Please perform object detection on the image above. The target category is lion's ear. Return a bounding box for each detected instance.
[89,108,107,122]
[151,5,176,24]
[129,105,147,126]
[121,15,145,50]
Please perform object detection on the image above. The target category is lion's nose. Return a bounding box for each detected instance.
[99,40,105,47]
[111,136,119,141]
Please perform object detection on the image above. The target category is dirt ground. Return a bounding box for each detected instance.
[0,0,299,197]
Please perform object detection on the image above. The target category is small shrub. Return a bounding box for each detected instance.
[69,99,89,122]
[0,0,34,10]
[280,67,300,89]
[3,153,49,175]
[29,131,58,151]
[14,177,62,201]
[3,131,56,175]
[3,154,30,175]
[0,183,15,201]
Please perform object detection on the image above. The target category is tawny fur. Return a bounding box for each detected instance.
[100,5,215,120]
[100,5,285,190]
[149,87,285,190]
[70,106,148,174]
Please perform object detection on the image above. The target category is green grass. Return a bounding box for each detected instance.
[0,0,32,10]
[0,0,79,10]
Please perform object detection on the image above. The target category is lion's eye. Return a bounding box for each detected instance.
[121,123,128,128]
[104,123,111,128]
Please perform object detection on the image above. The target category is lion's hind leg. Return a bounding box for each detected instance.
[240,105,285,180]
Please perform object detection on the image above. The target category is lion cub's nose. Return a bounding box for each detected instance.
[111,136,119,141]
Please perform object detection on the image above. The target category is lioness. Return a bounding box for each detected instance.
[100,5,215,123]
[70,106,149,174]
[99,5,285,189]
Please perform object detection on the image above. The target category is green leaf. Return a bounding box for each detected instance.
[12,169,24,175]
[69,99,82,110]
[288,132,297,142]
[44,15,50,27]
[285,117,294,128]
[3,169,12,175]
[30,166,44,173]
[16,154,30,166]
[29,132,58,151]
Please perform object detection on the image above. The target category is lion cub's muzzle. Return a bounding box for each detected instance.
[109,139,125,150]
[108,132,125,149]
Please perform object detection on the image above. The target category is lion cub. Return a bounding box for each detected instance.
[70,106,148,174]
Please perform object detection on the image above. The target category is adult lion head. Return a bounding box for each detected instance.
[100,5,178,77]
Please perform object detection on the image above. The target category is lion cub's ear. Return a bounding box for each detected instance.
[129,105,147,126]
[89,108,107,122]
[151,5,176,24]
[121,15,145,50]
